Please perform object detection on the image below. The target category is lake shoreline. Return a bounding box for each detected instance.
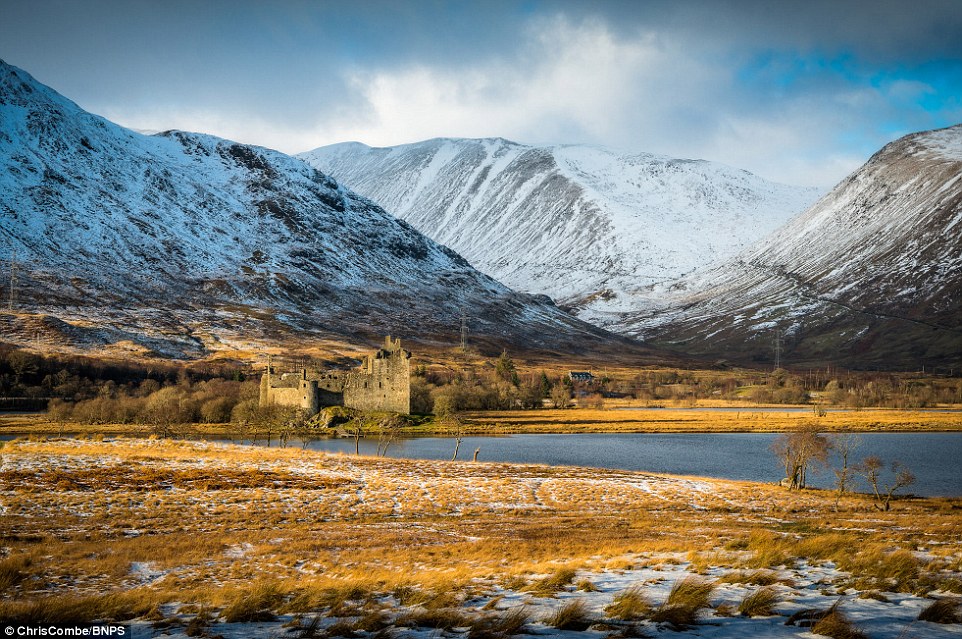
[5,429,960,497]
[3,404,962,436]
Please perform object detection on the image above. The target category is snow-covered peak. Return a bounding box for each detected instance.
[614,123,962,369]
[299,137,821,316]
[897,124,962,161]
[1,61,625,357]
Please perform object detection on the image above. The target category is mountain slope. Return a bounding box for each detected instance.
[0,61,633,359]
[616,125,962,369]
[300,138,818,316]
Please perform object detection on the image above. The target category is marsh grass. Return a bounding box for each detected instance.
[543,598,593,630]
[395,607,471,630]
[2,437,961,628]
[467,606,530,639]
[528,567,576,596]
[856,590,889,602]
[576,578,599,592]
[918,598,962,624]
[938,577,962,594]
[184,607,212,637]
[650,576,715,628]
[737,586,779,617]
[284,582,378,617]
[810,608,868,639]
[220,580,284,622]
[717,569,782,586]
[0,553,31,592]
[604,586,651,621]
[0,591,159,624]
[449,408,962,435]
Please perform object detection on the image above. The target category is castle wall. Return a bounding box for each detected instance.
[342,344,411,413]
[259,372,320,412]
[259,336,411,415]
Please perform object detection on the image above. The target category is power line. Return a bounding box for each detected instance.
[773,328,782,371]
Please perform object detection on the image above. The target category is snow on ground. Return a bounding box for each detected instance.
[2,438,960,637]
[121,559,960,638]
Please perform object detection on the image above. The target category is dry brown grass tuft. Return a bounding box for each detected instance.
[528,567,577,596]
[810,608,868,639]
[737,586,779,617]
[843,549,920,587]
[575,578,599,592]
[220,580,284,622]
[468,606,531,638]
[744,531,793,569]
[918,598,962,624]
[0,591,158,624]
[0,553,32,593]
[717,569,782,586]
[542,598,593,630]
[650,576,715,628]
[396,607,471,630]
[857,590,889,602]
[604,586,651,621]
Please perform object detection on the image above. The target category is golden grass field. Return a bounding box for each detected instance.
[2,403,960,437]
[1,436,960,631]
[449,406,962,434]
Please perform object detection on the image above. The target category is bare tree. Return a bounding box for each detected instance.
[857,456,916,511]
[771,427,831,490]
[375,415,402,457]
[830,432,861,507]
[448,413,465,460]
[550,384,571,409]
[435,394,465,460]
[341,419,364,455]
[279,408,311,449]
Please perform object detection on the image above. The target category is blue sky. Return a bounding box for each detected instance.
[2,0,961,187]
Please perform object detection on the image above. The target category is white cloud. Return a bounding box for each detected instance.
[287,16,875,187]
[97,15,948,189]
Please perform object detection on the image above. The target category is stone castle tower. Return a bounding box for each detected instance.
[259,336,411,415]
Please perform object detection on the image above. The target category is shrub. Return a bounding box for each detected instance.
[200,396,235,423]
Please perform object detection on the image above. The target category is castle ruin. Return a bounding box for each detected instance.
[259,336,411,415]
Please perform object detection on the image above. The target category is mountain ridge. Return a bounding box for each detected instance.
[300,137,820,317]
[0,60,644,361]
[614,123,962,369]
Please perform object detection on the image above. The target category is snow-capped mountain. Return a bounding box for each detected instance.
[616,125,962,369]
[0,61,628,358]
[300,138,819,316]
